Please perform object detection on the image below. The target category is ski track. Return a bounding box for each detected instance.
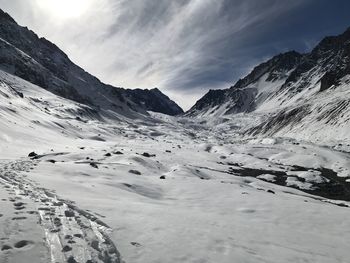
[0,159,122,263]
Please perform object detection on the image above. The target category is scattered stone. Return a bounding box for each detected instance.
[1,245,12,251]
[13,202,25,207]
[160,175,166,180]
[90,162,98,169]
[67,256,78,263]
[91,240,100,251]
[14,240,32,248]
[47,160,56,164]
[267,190,275,194]
[129,170,141,175]
[165,150,171,153]
[104,153,112,157]
[62,245,72,252]
[113,151,123,155]
[142,152,156,158]
[64,210,75,217]
[131,242,142,247]
[28,152,37,158]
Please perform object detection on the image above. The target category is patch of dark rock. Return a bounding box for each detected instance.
[141,152,156,158]
[91,240,100,251]
[104,153,112,157]
[1,245,12,251]
[28,152,38,158]
[90,162,98,169]
[74,234,83,239]
[267,190,275,194]
[67,256,78,263]
[113,151,123,155]
[129,170,141,175]
[47,160,56,164]
[14,240,32,248]
[336,203,349,207]
[62,245,72,252]
[159,175,166,180]
[54,217,62,226]
[165,150,171,153]
[230,165,350,202]
[64,210,75,217]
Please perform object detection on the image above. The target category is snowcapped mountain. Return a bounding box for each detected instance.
[187,27,350,143]
[0,9,183,116]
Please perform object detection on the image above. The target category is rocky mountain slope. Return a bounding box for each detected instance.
[0,9,183,116]
[187,27,350,143]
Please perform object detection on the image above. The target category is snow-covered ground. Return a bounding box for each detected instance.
[1,70,350,263]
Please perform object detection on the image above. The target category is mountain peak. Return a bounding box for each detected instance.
[231,50,303,90]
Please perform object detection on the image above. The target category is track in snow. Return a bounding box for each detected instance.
[0,159,122,263]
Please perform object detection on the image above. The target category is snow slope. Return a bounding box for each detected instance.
[1,69,350,263]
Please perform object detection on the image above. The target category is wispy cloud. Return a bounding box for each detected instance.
[2,0,348,109]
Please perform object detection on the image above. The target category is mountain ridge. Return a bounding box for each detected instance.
[0,9,183,116]
[186,26,350,142]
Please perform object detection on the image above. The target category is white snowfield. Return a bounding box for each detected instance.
[1,69,350,263]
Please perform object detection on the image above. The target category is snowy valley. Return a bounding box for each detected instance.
[0,8,350,263]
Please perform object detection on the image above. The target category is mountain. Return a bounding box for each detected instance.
[123,88,183,116]
[186,27,350,143]
[0,9,183,116]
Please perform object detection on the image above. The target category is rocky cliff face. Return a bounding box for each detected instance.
[186,51,303,116]
[0,9,182,116]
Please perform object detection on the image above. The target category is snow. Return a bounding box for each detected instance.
[1,69,350,262]
[286,177,314,190]
[257,174,276,182]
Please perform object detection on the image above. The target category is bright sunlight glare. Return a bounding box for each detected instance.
[35,0,92,19]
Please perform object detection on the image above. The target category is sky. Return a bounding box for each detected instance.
[0,0,350,110]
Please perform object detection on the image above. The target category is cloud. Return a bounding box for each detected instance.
[1,0,348,110]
